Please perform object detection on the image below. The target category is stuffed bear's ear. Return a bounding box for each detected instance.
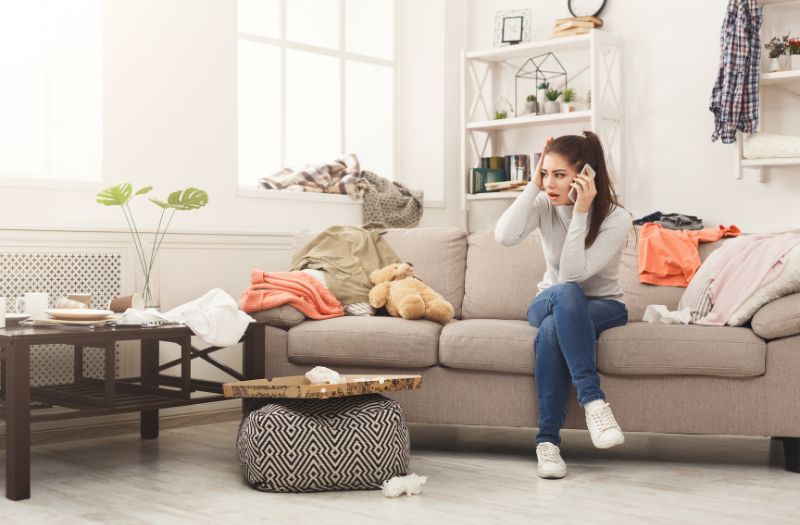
[369,266,390,284]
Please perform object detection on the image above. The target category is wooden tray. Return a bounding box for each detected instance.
[223,374,422,399]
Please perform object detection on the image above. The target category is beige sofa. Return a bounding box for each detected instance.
[260,227,800,472]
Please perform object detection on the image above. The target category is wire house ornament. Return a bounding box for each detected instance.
[515,52,568,117]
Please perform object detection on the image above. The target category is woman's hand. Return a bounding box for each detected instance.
[570,169,597,214]
[532,136,553,190]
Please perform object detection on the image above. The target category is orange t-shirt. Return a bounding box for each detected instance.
[638,223,742,287]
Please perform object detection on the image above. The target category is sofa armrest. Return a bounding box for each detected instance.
[250,305,306,329]
[751,293,800,340]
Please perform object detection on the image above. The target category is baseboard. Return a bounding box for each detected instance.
[0,406,243,448]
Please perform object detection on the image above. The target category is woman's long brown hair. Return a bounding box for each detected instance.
[545,131,624,248]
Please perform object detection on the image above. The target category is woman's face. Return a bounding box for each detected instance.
[541,152,578,206]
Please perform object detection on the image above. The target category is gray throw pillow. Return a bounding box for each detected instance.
[251,305,306,329]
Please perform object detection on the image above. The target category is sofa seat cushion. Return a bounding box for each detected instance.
[288,316,440,368]
[439,319,536,375]
[597,322,766,377]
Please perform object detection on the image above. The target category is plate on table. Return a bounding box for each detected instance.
[5,313,31,323]
[44,309,115,321]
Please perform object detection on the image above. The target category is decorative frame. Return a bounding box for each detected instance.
[493,9,532,48]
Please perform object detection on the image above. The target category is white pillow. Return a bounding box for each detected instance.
[727,246,800,326]
[743,133,800,159]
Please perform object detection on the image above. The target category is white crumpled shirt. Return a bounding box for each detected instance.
[123,288,254,346]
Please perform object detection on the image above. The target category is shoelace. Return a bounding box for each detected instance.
[589,404,619,432]
[537,443,562,463]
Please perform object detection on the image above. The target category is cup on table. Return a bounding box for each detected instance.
[67,293,93,307]
[0,297,6,328]
[108,293,144,313]
[15,292,49,320]
[55,298,89,309]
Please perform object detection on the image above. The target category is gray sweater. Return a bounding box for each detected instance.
[494,183,633,300]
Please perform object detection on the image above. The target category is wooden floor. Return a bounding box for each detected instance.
[1,420,799,524]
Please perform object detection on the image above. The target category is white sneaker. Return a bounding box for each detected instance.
[585,401,625,449]
[536,442,567,479]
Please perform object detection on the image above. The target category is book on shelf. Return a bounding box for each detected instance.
[553,19,597,32]
[552,27,592,38]
[554,16,603,27]
[484,180,527,191]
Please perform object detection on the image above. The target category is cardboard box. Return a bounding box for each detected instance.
[223,374,422,400]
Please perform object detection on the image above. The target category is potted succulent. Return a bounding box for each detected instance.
[537,80,550,107]
[543,87,562,114]
[525,94,539,114]
[790,38,800,70]
[765,34,789,72]
[561,87,576,113]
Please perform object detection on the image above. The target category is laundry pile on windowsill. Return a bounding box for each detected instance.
[258,153,424,228]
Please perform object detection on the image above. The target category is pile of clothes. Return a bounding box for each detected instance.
[634,211,800,326]
[240,225,400,320]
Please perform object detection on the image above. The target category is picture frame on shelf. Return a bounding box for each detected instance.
[501,16,523,45]
[494,9,531,47]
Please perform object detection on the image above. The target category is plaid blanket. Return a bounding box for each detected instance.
[259,154,370,197]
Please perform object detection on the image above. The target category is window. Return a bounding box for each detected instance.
[0,0,102,182]
[237,0,395,188]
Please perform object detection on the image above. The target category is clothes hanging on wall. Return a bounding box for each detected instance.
[709,0,762,144]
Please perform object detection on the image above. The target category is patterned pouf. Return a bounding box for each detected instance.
[236,394,410,492]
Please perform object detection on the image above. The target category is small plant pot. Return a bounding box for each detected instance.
[768,57,781,72]
[544,101,560,114]
[561,102,575,113]
[792,55,800,70]
[525,100,539,114]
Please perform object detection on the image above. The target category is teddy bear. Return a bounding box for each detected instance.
[368,262,454,325]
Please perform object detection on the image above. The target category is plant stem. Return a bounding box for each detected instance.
[119,204,148,277]
[143,208,166,297]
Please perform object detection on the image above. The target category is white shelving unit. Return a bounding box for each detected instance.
[460,30,623,231]
[735,0,800,181]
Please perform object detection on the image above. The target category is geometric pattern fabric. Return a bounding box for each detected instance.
[0,252,122,385]
[236,394,410,492]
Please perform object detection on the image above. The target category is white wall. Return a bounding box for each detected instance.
[0,0,461,236]
[467,0,800,232]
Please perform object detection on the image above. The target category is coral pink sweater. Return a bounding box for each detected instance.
[240,270,343,319]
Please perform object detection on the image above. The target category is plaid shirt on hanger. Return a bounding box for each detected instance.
[709,0,762,144]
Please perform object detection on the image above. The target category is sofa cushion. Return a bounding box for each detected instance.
[296,227,467,319]
[751,292,800,340]
[439,319,535,375]
[597,322,766,377]
[287,316,440,368]
[462,230,545,320]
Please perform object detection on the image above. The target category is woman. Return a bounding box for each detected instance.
[494,131,632,479]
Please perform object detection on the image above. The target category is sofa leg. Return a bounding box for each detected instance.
[774,437,800,473]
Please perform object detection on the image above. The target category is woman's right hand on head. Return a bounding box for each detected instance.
[533,136,553,190]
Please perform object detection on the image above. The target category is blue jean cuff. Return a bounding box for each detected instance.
[580,394,605,406]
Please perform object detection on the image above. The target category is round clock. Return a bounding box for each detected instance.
[568,0,607,18]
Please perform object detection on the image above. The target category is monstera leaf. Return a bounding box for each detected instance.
[96,183,133,206]
[150,187,209,211]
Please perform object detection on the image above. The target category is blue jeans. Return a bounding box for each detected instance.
[527,282,628,446]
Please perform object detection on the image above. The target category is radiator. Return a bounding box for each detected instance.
[0,251,123,385]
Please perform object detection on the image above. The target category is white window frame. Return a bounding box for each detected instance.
[236,0,397,195]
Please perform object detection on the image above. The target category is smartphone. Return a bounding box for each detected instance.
[568,163,596,203]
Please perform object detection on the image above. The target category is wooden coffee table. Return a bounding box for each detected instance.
[0,320,267,501]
